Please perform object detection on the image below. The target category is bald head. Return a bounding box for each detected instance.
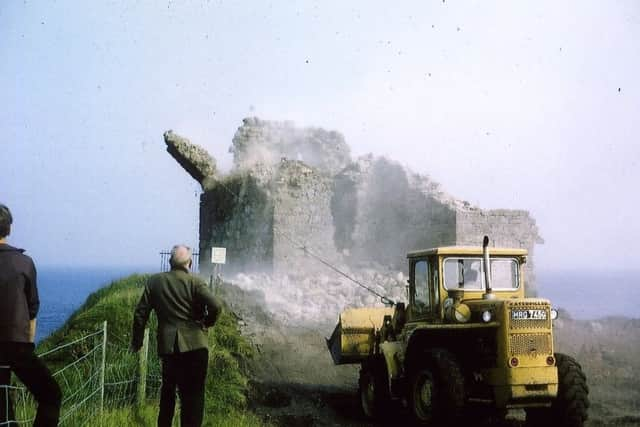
[169,244,192,270]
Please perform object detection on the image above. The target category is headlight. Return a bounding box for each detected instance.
[481,310,492,323]
[454,303,471,323]
[550,308,558,320]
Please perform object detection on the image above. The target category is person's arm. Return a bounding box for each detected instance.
[24,258,40,343]
[28,319,37,342]
[130,283,152,352]
[194,280,222,327]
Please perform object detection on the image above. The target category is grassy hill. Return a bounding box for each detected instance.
[37,274,267,426]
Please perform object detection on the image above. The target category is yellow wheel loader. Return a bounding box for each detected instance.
[327,237,589,426]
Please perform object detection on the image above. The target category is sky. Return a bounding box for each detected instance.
[1,0,639,272]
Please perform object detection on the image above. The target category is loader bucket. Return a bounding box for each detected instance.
[326,307,394,365]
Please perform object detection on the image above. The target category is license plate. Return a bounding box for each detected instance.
[511,309,547,320]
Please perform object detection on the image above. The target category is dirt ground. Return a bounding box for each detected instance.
[553,315,640,427]
[220,282,640,427]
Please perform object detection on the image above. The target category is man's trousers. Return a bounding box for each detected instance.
[0,342,62,427]
[158,348,208,427]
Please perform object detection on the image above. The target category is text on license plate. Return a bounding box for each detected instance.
[511,309,547,320]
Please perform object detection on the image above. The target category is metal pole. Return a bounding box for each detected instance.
[213,265,221,294]
[99,321,107,419]
[136,328,149,406]
[482,236,496,300]
[0,366,11,426]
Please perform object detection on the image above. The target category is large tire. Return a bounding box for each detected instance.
[359,356,390,419]
[526,353,589,427]
[408,349,465,426]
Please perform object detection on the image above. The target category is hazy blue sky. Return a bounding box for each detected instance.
[1,1,638,272]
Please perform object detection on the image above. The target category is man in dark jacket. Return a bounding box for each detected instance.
[131,244,222,427]
[0,204,62,427]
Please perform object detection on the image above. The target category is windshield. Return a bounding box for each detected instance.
[443,257,519,290]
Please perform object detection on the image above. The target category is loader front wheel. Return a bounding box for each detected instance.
[408,349,465,425]
[526,353,589,427]
[410,366,436,423]
[358,357,390,419]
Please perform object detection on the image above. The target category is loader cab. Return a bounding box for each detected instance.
[407,247,528,318]
[407,255,441,321]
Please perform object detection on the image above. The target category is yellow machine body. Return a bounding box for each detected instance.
[328,245,564,409]
[327,306,394,365]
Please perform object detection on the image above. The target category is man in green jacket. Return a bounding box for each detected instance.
[131,244,222,427]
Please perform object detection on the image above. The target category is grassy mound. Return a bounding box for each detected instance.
[37,274,265,426]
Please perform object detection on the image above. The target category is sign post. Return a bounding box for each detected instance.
[210,247,226,292]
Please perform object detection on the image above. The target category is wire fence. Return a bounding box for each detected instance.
[1,322,158,426]
[159,251,199,273]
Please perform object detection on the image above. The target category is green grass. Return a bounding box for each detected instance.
[35,273,267,426]
[102,404,267,427]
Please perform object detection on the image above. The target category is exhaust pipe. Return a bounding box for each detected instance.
[482,236,496,300]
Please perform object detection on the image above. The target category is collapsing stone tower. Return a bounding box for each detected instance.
[165,117,543,293]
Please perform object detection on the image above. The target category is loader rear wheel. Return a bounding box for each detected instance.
[408,349,465,425]
[526,353,589,427]
[358,357,390,419]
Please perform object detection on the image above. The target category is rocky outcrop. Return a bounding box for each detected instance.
[164,130,217,190]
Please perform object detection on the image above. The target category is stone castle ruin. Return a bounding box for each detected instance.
[165,117,542,324]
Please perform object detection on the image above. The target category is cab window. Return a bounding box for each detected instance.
[444,258,483,290]
[413,260,431,316]
[443,257,519,290]
[488,258,520,290]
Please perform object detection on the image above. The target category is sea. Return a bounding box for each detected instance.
[36,266,152,343]
[34,267,639,343]
[536,269,639,320]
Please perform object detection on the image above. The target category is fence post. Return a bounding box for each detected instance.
[1,365,11,425]
[99,320,107,418]
[136,328,149,406]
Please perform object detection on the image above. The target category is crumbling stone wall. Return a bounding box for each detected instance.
[199,173,274,275]
[455,209,542,292]
[272,159,339,274]
[332,155,458,269]
[231,117,351,175]
[164,117,542,294]
[330,155,540,292]
[164,130,217,190]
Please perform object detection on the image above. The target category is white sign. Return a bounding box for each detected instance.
[211,247,226,264]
